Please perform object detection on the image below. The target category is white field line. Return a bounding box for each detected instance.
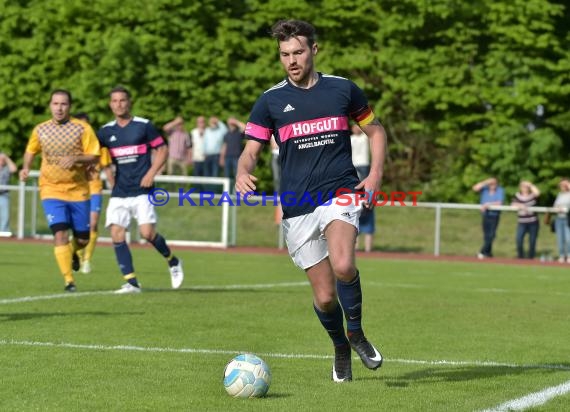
[480,380,570,411]
[367,282,570,298]
[0,339,569,373]
[0,281,310,305]
[1,280,567,305]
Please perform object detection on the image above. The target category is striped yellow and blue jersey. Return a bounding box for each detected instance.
[25,117,100,201]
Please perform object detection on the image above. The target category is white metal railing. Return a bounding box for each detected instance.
[4,176,566,255]
[10,171,232,248]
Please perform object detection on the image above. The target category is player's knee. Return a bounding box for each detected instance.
[332,261,356,281]
[314,291,337,311]
[139,229,155,242]
[74,231,90,246]
[50,223,70,235]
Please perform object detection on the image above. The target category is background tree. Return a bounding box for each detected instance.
[0,0,568,199]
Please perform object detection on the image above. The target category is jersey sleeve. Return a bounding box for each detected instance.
[96,127,107,147]
[25,126,42,154]
[100,147,112,167]
[244,94,273,144]
[82,124,101,156]
[348,81,376,127]
[146,121,166,149]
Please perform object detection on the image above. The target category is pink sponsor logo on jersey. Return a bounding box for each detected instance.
[279,116,349,142]
[110,143,148,158]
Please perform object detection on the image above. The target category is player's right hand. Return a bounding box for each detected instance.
[19,168,29,181]
[235,174,258,194]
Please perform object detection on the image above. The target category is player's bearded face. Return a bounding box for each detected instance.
[279,36,316,84]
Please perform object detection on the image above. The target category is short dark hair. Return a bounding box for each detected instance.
[74,112,90,122]
[270,20,317,47]
[109,85,131,99]
[50,89,72,104]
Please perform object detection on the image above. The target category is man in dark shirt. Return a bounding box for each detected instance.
[236,20,387,383]
[97,86,184,293]
[220,116,245,180]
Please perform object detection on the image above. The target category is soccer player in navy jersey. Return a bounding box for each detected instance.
[97,86,184,294]
[235,20,387,382]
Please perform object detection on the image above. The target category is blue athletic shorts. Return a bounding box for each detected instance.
[42,199,91,232]
[90,194,103,213]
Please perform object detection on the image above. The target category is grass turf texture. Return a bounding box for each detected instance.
[0,242,569,411]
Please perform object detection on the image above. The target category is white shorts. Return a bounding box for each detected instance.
[283,194,362,269]
[105,194,157,228]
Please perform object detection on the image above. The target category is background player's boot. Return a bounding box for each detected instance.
[80,260,91,274]
[169,259,184,289]
[115,283,142,294]
[72,253,80,272]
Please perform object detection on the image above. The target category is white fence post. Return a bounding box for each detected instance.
[434,204,441,257]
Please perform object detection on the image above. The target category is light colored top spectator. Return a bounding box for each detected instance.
[350,124,369,168]
[553,179,570,217]
[203,116,228,156]
[191,116,206,163]
[0,153,17,192]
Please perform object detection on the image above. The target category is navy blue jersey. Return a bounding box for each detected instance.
[245,73,376,218]
[97,116,166,198]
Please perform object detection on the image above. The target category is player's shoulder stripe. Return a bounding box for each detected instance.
[264,79,288,94]
[321,73,349,81]
[132,116,150,124]
[101,120,117,128]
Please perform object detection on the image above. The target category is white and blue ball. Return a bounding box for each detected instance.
[223,353,271,398]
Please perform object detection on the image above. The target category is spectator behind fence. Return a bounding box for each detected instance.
[219,116,245,180]
[552,178,570,263]
[0,152,17,235]
[511,180,540,259]
[190,116,206,182]
[163,116,191,176]
[203,116,227,178]
[351,124,375,252]
[473,177,505,259]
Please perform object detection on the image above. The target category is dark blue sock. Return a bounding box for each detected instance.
[337,271,362,333]
[313,303,349,347]
[113,241,136,284]
[150,233,178,266]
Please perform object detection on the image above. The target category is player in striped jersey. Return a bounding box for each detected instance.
[236,20,387,382]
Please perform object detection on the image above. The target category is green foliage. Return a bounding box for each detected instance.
[0,0,568,199]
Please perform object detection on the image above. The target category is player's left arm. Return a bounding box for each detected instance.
[357,119,387,209]
[141,142,168,188]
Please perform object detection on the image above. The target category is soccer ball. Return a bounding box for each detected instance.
[223,353,271,398]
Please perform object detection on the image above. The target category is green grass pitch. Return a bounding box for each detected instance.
[0,241,569,411]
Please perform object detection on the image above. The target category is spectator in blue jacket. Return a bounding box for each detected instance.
[473,177,505,259]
